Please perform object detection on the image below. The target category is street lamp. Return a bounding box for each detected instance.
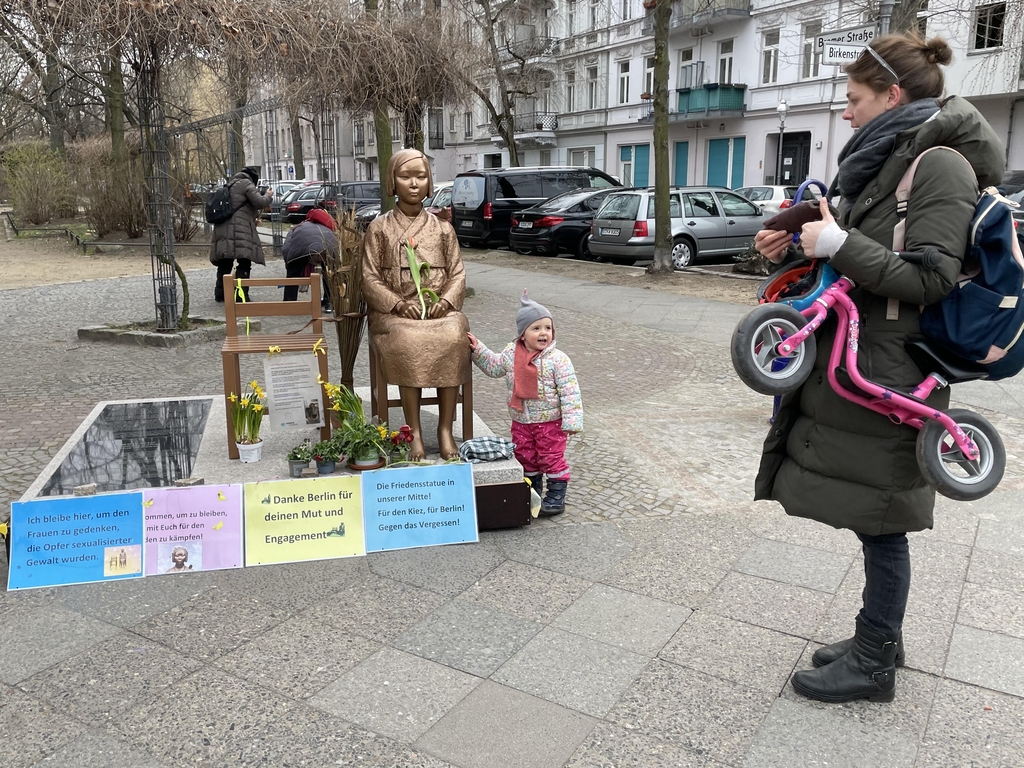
[776,99,789,185]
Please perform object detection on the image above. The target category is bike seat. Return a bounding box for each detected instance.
[905,339,989,384]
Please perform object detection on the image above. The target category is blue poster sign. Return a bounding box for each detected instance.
[8,492,145,590]
[362,463,478,553]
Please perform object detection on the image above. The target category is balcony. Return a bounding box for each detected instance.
[498,35,560,63]
[489,112,558,148]
[641,0,750,35]
[638,95,654,123]
[671,83,746,118]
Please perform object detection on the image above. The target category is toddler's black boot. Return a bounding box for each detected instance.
[791,616,899,703]
[813,630,905,668]
[540,478,568,517]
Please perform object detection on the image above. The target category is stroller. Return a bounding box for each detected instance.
[731,180,1005,501]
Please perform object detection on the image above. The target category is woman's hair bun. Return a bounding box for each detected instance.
[925,36,953,66]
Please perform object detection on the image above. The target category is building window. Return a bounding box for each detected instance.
[367,121,375,145]
[644,56,655,96]
[428,108,444,150]
[718,39,734,84]
[590,0,600,29]
[449,112,457,133]
[390,117,401,140]
[678,48,694,85]
[570,147,595,166]
[974,3,1003,49]
[618,61,630,104]
[802,22,822,79]
[620,0,631,21]
[464,111,473,139]
[762,29,780,85]
[566,71,576,112]
[587,66,599,109]
[539,149,551,165]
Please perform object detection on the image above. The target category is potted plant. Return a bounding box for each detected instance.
[228,379,266,463]
[313,439,340,474]
[287,440,313,477]
[340,420,389,470]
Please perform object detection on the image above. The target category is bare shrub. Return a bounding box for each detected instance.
[3,141,76,224]
[70,137,147,238]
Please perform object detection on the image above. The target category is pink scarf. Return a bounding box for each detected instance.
[510,339,542,411]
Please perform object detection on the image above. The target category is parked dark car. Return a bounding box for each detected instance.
[282,183,336,224]
[335,181,382,212]
[451,167,621,248]
[508,188,618,260]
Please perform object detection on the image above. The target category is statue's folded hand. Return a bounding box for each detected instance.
[427,300,449,319]
[395,300,421,319]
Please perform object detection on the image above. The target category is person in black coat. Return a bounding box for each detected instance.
[281,207,339,301]
[210,165,273,302]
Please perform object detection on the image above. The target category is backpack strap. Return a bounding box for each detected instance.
[893,146,970,251]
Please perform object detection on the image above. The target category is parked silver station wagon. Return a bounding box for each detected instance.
[589,186,766,269]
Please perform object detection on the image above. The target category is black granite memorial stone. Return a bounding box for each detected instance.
[40,398,212,497]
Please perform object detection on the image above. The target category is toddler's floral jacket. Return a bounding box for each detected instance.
[471,340,583,432]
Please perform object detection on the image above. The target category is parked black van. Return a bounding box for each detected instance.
[451,167,621,248]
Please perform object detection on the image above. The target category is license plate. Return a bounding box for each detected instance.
[518,221,533,229]
[460,220,472,228]
[600,227,620,236]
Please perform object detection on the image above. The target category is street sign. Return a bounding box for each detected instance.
[821,43,869,66]
[816,24,876,51]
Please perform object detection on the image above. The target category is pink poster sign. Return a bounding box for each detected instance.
[143,485,243,575]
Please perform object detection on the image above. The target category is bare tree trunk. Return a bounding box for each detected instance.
[649,0,673,274]
[104,44,126,164]
[42,51,66,154]
[289,109,305,179]
[405,104,424,152]
[227,57,249,171]
[374,106,393,210]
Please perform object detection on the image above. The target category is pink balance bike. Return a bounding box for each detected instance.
[731,184,1005,502]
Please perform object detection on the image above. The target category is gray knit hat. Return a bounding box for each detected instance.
[516,290,552,337]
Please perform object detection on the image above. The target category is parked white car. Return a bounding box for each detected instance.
[734,185,821,216]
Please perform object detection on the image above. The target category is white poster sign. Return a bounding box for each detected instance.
[263,354,325,431]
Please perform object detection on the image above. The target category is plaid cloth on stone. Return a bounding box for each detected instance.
[458,436,515,463]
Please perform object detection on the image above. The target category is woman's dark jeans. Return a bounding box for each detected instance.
[214,258,252,301]
[856,532,911,636]
[283,257,309,301]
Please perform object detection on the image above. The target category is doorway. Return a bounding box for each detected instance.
[771,131,811,185]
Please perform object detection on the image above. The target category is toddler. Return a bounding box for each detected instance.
[467,291,583,516]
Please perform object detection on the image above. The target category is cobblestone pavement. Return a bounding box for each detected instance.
[2,252,1024,767]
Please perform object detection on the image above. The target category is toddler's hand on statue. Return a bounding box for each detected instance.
[428,300,449,319]
[467,332,479,350]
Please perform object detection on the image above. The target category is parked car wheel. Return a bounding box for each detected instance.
[513,246,537,255]
[671,238,696,270]
[576,234,595,261]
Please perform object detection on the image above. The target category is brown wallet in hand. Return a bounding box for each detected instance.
[763,201,823,234]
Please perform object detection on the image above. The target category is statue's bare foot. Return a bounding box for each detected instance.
[408,435,426,462]
[438,428,459,460]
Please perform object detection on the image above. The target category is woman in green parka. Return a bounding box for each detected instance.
[753,33,1004,703]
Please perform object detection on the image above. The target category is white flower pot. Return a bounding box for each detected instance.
[236,441,263,463]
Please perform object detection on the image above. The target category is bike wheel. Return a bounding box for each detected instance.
[916,409,1005,501]
[731,303,817,396]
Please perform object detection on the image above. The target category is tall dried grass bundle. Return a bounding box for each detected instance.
[321,210,366,391]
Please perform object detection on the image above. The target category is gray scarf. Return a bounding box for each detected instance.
[832,98,939,211]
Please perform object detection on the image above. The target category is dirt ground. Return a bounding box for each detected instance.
[0,226,761,305]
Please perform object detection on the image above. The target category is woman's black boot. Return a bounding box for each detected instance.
[792,617,899,703]
[813,631,905,668]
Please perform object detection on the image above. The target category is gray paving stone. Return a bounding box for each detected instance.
[551,583,691,656]
[734,538,853,592]
[957,582,1024,639]
[744,698,918,768]
[17,633,203,728]
[495,522,633,581]
[0,604,121,684]
[302,570,447,643]
[393,599,542,677]
[210,555,370,608]
[600,546,729,609]
[35,731,171,768]
[367,539,505,596]
[945,624,1024,696]
[565,722,723,768]
[606,659,774,766]
[974,494,1024,556]
[130,586,293,661]
[414,680,596,768]
[744,503,863,556]
[967,547,1024,594]
[0,687,87,768]
[107,666,295,768]
[213,612,379,699]
[917,678,1024,768]
[309,647,481,743]
[53,572,219,627]
[491,626,649,717]
[907,537,971,622]
[460,560,591,624]
[701,572,832,637]
[659,612,807,694]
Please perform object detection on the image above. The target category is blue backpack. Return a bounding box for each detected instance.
[895,147,1024,381]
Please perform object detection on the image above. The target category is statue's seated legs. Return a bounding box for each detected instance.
[399,385,461,461]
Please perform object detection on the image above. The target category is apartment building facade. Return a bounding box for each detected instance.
[245,0,1024,188]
